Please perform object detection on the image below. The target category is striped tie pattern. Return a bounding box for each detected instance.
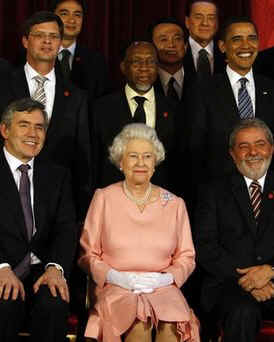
[238,77,254,119]
[32,75,47,105]
[249,181,262,220]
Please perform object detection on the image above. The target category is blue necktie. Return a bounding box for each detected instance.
[238,78,254,119]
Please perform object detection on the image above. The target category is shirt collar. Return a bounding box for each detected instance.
[226,65,254,87]
[3,147,34,174]
[158,66,184,87]
[25,62,55,82]
[59,41,76,57]
[125,83,155,102]
[244,173,266,192]
[189,36,214,56]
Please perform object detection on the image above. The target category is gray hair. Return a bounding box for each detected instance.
[109,123,165,168]
[229,118,273,149]
[1,97,49,129]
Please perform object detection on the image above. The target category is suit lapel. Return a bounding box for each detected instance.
[254,74,272,119]
[230,173,258,238]
[0,150,28,240]
[257,171,274,237]
[11,68,30,98]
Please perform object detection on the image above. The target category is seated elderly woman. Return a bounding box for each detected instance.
[78,123,200,342]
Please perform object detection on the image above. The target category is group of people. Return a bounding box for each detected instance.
[0,0,274,342]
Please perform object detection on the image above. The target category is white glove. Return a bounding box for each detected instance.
[106,269,157,291]
[137,272,174,289]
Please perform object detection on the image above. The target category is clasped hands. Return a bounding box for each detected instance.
[237,265,274,302]
[0,266,69,302]
[107,268,174,293]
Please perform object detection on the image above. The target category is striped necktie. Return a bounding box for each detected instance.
[249,180,262,221]
[238,77,254,119]
[32,75,48,106]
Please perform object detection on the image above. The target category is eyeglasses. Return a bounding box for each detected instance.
[29,32,61,41]
[127,59,157,68]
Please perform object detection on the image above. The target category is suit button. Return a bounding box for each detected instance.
[256,256,262,261]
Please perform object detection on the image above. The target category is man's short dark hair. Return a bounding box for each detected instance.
[22,11,64,39]
[185,0,218,17]
[147,17,188,43]
[1,98,49,129]
[219,16,258,41]
[49,0,87,14]
[229,118,273,149]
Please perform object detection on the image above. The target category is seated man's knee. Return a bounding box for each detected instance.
[33,285,68,315]
[0,297,24,317]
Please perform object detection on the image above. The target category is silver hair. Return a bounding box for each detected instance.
[109,123,165,168]
[229,118,273,149]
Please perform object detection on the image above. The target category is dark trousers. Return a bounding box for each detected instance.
[218,282,274,342]
[0,264,69,342]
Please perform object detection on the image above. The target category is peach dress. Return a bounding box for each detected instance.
[78,182,200,342]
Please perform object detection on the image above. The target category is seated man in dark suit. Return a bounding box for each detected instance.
[148,17,189,106]
[0,97,76,342]
[195,118,274,342]
[51,0,111,104]
[0,11,91,222]
[92,41,181,196]
[184,0,225,78]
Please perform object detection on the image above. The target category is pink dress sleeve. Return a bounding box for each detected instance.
[163,198,196,288]
[78,189,111,288]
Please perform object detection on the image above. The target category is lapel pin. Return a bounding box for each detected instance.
[263,91,268,95]
[268,192,274,199]
[163,112,168,118]
[64,90,70,97]
[75,57,81,62]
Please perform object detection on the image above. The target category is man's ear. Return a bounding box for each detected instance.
[120,61,126,75]
[185,16,190,30]
[0,124,9,140]
[229,148,236,162]
[218,39,226,54]
[22,36,28,50]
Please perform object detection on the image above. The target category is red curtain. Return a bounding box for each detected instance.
[251,0,274,51]
[0,0,250,85]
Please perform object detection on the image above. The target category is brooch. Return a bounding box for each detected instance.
[160,191,174,206]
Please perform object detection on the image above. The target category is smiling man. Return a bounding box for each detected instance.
[0,11,91,222]
[186,17,274,191]
[0,97,76,342]
[51,0,110,103]
[195,118,274,342]
[91,41,180,196]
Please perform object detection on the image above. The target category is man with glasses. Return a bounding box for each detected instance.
[0,11,91,223]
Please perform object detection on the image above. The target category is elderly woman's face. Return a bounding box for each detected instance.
[120,138,156,186]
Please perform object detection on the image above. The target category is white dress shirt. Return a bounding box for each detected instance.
[189,36,214,73]
[25,62,56,120]
[226,65,256,114]
[158,66,184,99]
[125,84,156,128]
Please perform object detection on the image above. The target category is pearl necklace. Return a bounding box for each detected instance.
[123,181,152,206]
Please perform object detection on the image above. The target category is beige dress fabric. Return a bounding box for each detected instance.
[79,182,200,341]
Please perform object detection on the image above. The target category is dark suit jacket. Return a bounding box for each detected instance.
[194,171,274,311]
[0,67,91,221]
[91,87,181,195]
[0,150,76,278]
[254,47,274,81]
[183,40,225,77]
[186,72,274,184]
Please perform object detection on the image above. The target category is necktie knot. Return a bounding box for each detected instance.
[18,164,30,174]
[33,74,47,86]
[62,49,71,59]
[250,180,261,191]
[199,48,208,58]
[134,96,146,106]
[239,77,248,88]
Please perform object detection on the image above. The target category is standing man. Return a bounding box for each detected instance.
[0,97,76,342]
[92,42,180,195]
[51,0,110,103]
[0,11,91,222]
[184,0,225,78]
[187,17,274,188]
[195,118,274,342]
[149,17,189,106]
